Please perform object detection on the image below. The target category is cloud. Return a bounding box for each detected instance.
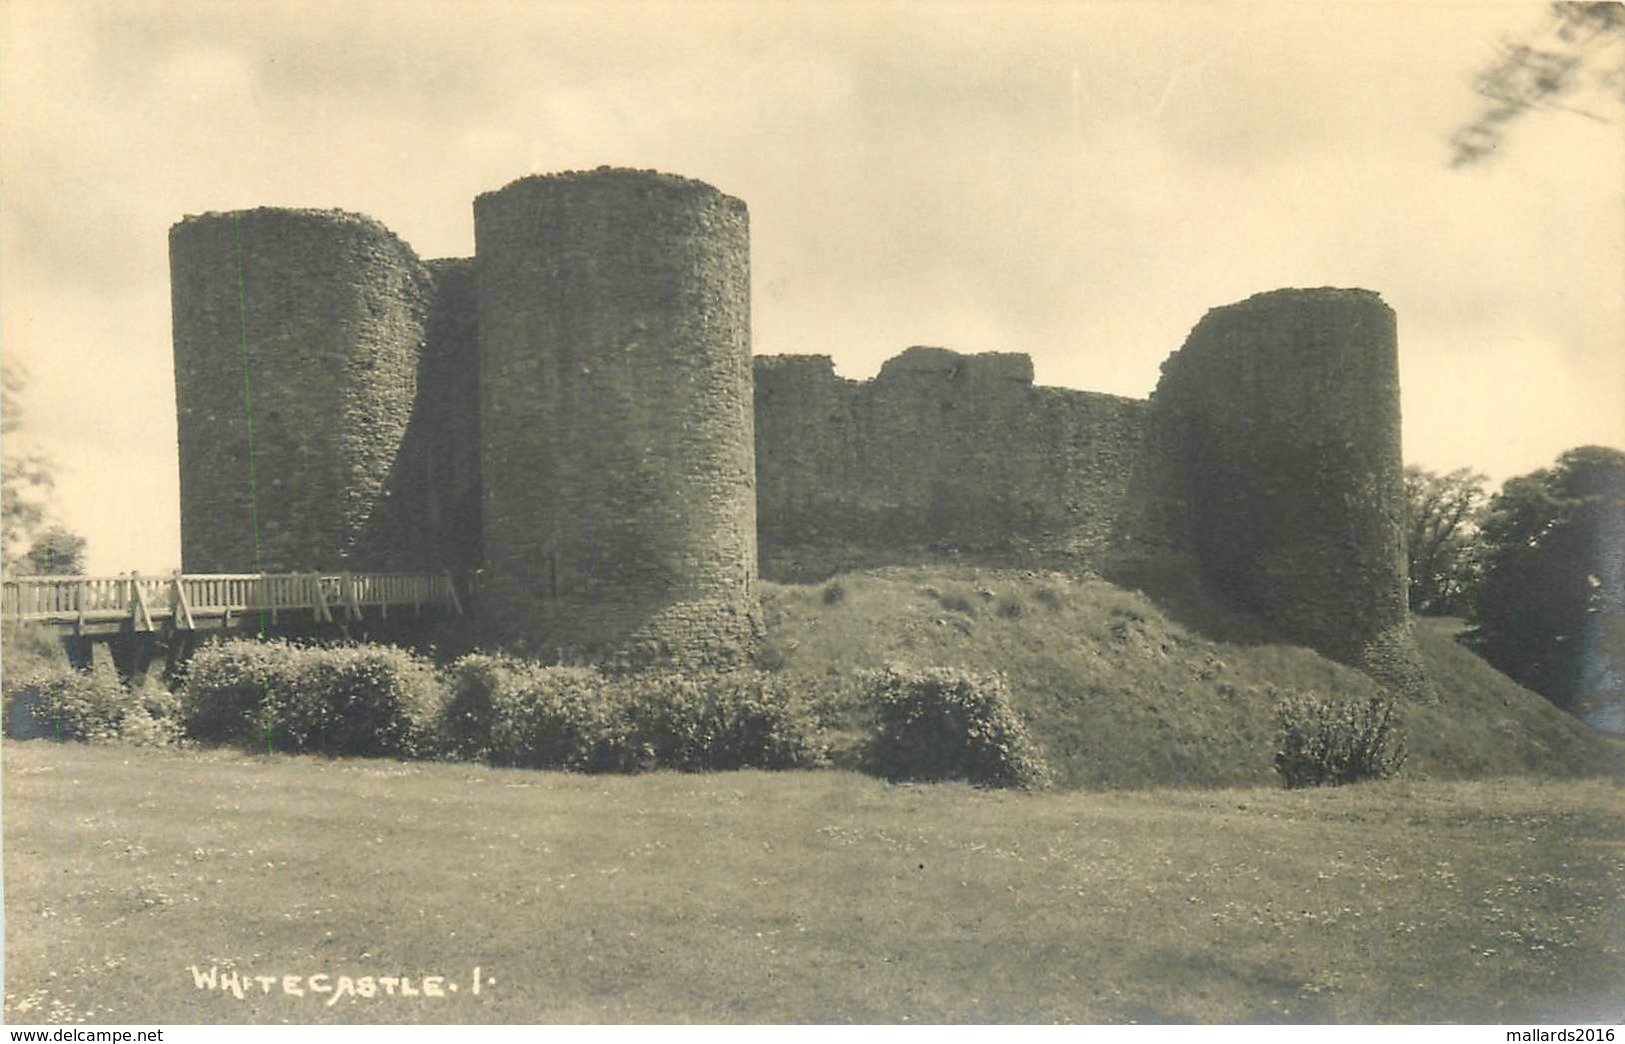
[1,0,1619,571]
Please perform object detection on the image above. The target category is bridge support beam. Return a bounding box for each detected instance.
[108,633,159,688]
[63,636,94,671]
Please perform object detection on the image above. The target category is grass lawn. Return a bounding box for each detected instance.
[5,739,1622,1024]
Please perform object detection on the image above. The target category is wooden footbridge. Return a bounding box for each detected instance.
[2,571,463,676]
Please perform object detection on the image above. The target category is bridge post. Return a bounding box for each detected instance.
[108,633,157,688]
[62,635,93,671]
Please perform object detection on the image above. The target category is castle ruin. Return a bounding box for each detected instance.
[170,167,1425,691]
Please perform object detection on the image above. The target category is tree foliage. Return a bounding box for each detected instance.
[1474,445,1625,714]
[1451,2,1625,166]
[22,526,86,576]
[2,362,55,570]
[1404,465,1489,616]
[2,362,86,575]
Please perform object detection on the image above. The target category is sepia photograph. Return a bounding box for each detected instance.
[1,0,1622,1030]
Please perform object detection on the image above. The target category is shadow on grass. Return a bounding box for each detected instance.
[1119,948,1338,1024]
[1100,555,1281,649]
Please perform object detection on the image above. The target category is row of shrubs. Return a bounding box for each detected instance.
[3,638,1406,789]
[1,641,1055,788]
[439,655,824,773]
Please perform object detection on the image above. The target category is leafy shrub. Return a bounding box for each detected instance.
[441,654,629,771]
[1273,691,1407,788]
[440,658,823,773]
[298,646,446,758]
[616,670,823,771]
[438,653,507,759]
[995,595,1024,619]
[179,640,445,758]
[119,675,183,746]
[862,666,1050,789]
[177,639,287,749]
[821,580,847,606]
[2,663,132,742]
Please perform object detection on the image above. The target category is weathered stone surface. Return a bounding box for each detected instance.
[754,348,1148,581]
[473,168,758,660]
[169,208,432,574]
[1148,287,1427,694]
[383,257,482,578]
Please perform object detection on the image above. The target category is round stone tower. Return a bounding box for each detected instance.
[473,168,758,661]
[169,208,432,574]
[1151,287,1428,696]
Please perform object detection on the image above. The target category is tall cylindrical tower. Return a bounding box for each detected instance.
[473,168,758,661]
[1152,288,1427,695]
[169,208,432,574]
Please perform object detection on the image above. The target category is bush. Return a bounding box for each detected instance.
[862,666,1050,789]
[441,655,629,771]
[301,646,447,758]
[1273,691,1407,788]
[616,670,823,772]
[179,640,296,750]
[120,675,183,747]
[821,580,847,606]
[179,640,445,758]
[2,663,132,742]
[440,658,823,773]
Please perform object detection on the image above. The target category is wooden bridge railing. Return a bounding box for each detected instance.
[1,571,462,634]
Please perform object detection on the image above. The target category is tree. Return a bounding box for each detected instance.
[21,526,86,576]
[1403,465,1489,616]
[2,361,86,575]
[1474,446,1625,715]
[3,362,54,570]
[1450,2,1625,166]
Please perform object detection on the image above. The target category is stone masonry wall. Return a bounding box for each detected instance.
[473,168,758,661]
[754,347,1148,581]
[170,208,432,574]
[1148,287,1427,694]
[380,257,483,579]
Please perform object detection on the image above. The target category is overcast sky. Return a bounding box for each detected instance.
[2,0,1621,574]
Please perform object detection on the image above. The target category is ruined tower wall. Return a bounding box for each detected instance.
[473,169,757,660]
[754,347,1149,581]
[1149,287,1424,691]
[169,208,432,574]
[383,257,483,578]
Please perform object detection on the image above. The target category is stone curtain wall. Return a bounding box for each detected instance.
[754,347,1149,581]
[170,209,432,574]
[473,169,758,661]
[1149,288,1427,694]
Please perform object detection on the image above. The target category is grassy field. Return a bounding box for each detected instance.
[5,739,1623,1024]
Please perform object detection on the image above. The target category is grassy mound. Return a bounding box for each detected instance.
[757,567,1624,789]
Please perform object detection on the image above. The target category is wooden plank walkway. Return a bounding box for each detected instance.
[1,571,463,638]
